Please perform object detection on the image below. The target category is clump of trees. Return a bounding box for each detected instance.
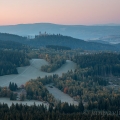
[25,80,55,103]
[0,87,12,98]
[10,92,17,100]
[0,86,17,100]
[0,82,17,100]
[46,45,71,50]
[9,82,18,91]
[0,50,30,76]
[41,54,66,72]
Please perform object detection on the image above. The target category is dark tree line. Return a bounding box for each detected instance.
[0,103,119,120]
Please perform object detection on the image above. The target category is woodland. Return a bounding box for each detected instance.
[41,54,66,72]
[0,102,119,120]
[0,34,120,119]
[0,50,29,76]
[0,32,120,51]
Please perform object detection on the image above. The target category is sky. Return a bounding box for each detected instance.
[0,0,120,25]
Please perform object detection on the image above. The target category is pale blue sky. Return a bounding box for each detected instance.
[0,0,120,25]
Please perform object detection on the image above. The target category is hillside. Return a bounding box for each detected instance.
[0,32,120,51]
[0,33,26,42]
[29,35,118,51]
[0,40,27,50]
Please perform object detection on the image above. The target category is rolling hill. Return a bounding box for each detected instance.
[0,32,120,51]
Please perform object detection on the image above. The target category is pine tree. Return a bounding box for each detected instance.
[78,101,84,112]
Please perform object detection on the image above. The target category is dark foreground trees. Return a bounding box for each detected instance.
[0,103,119,120]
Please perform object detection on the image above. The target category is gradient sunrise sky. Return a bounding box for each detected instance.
[0,0,120,25]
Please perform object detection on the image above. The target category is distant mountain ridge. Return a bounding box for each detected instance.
[0,23,120,43]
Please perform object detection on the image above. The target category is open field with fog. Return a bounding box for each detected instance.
[0,59,76,87]
[0,59,76,106]
[46,84,78,106]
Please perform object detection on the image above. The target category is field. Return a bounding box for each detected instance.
[46,84,78,105]
[0,59,77,106]
[0,59,76,87]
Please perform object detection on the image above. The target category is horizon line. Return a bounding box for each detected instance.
[0,22,120,26]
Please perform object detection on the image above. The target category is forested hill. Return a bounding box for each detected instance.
[0,40,27,50]
[31,35,118,51]
[0,32,120,51]
[0,33,27,42]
